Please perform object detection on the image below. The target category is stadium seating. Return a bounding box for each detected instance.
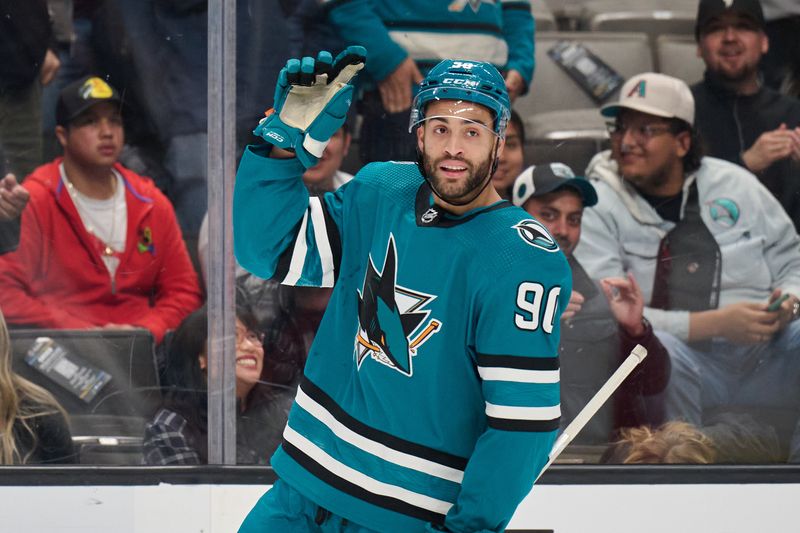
[531,0,557,32]
[656,33,705,85]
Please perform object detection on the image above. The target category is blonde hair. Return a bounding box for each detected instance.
[0,308,69,464]
[604,421,717,464]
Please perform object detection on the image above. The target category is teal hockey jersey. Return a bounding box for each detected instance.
[234,145,572,533]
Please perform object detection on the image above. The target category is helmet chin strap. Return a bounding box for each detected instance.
[417,137,502,208]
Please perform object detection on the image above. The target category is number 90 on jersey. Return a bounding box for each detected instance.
[515,282,561,334]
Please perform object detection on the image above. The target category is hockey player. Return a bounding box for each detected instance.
[235,47,571,533]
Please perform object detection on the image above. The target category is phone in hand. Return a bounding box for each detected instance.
[767,294,790,312]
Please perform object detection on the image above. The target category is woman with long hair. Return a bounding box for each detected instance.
[0,308,75,464]
[143,298,302,465]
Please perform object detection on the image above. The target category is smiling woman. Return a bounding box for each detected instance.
[142,302,291,466]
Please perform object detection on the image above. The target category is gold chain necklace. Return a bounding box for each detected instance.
[64,172,120,257]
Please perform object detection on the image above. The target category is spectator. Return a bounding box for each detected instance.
[0,0,61,179]
[0,76,202,344]
[0,174,30,254]
[143,302,298,465]
[760,0,800,94]
[0,307,76,464]
[492,109,525,200]
[513,163,670,445]
[692,0,800,229]
[574,72,800,460]
[600,421,716,464]
[322,0,535,163]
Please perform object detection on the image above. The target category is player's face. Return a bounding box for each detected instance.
[491,119,524,198]
[610,110,689,195]
[56,102,124,170]
[523,190,583,257]
[234,319,265,399]
[303,128,351,190]
[417,99,502,205]
[698,12,767,84]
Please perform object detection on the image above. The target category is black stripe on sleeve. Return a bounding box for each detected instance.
[501,2,532,12]
[272,217,303,282]
[300,377,469,471]
[282,440,448,526]
[487,416,561,432]
[320,195,343,284]
[476,354,560,371]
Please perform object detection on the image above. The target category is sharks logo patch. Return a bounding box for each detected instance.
[355,235,442,376]
[513,219,559,252]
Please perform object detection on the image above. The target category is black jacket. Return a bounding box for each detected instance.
[0,219,21,255]
[0,0,53,91]
[559,256,671,444]
[692,71,800,230]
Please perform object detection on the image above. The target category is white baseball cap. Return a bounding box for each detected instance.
[601,72,695,126]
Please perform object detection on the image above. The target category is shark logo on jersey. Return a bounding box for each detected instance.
[355,235,442,376]
[513,219,560,252]
[448,0,496,13]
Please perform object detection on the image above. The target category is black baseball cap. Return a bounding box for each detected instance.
[695,0,766,39]
[512,163,598,208]
[56,75,122,126]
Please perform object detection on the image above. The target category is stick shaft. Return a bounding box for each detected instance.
[536,344,648,481]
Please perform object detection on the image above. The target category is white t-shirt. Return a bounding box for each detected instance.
[60,164,128,277]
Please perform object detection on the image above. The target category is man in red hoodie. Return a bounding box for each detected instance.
[0,76,202,343]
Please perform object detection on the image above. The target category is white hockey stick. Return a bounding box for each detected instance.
[536,343,649,482]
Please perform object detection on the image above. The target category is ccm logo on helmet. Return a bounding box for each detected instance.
[442,78,480,88]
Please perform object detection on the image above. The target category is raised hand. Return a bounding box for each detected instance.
[254,46,367,168]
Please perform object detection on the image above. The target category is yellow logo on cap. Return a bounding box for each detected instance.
[79,77,114,100]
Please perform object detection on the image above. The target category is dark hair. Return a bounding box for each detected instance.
[508,109,525,144]
[670,118,704,174]
[160,299,262,462]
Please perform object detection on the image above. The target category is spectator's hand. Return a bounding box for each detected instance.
[561,290,584,321]
[0,174,30,221]
[601,272,646,337]
[767,288,800,332]
[378,57,423,114]
[504,69,525,102]
[741,123,800,173]
[40,49,61,86]
[715,301,780,344]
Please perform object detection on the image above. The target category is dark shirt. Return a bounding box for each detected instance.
[638,190,682,224]
[0,0,53,91]
[559,256,671,444]
[692,71,800,229]
[13,399,76,464]
[0,218,21,255]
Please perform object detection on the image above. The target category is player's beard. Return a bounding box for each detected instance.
[422,152,493,206]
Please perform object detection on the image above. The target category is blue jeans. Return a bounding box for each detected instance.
[659,320,800,460]
[239,478,381,533]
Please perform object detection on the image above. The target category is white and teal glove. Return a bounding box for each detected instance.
[254,46,366,169]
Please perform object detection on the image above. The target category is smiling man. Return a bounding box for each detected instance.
[0,76,201,343]
[691,0,800,230]
[234,49,571,533]
[574,72,800,461]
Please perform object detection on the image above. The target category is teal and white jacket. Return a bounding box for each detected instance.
[320,0,535,88]
[575,151,800,341]
[234,145,570,533]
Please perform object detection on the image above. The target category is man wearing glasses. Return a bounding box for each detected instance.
[574,72,800,461]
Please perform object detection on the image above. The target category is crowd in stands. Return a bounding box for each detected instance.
[0,0,799,467]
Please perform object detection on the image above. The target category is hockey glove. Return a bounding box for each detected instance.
[254,46,366,169]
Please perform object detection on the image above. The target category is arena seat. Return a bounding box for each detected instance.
[524,109,609,175]
[517,31,653,119]
[656,33,705,85]
[10,328,160,464]
[531,0,557,32]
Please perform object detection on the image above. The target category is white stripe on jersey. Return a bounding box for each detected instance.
[283,209,310,285]
[485,402,561,420]
[309,197,335,288]
[477,367,560,384]
[283,425,455,515]
[388,31,508,67]
[295,386,465,483]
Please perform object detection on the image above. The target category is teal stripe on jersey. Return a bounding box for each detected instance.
[482,381,560,408]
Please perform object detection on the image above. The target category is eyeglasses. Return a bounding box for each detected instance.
[236,328,265,346]
[606,122,675,144]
